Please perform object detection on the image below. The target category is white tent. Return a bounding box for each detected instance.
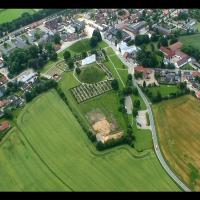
[82,54,96,66]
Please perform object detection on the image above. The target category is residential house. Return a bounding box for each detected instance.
[160,42,191,68]
[71,19,85,32]
[0,121,10,132]
[45,17,62,31]
[153,24,171,35]
[125,21,148,34]
[134,66,153,79]
[117,41,138,57]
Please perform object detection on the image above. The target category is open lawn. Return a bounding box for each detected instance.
[148,85,180,97]
[180,34,200,51]
[153,95,200,191]
[0,90,180,191]
[181,63,195,70]
[67,39,108,55]
[77,64,106,83]
[0,9,37,24]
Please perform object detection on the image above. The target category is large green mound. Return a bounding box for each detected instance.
[0,90,180,191]
[78,64,106,83]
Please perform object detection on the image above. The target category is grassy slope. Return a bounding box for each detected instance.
[148,85,180,97]
[180,34,200,51]
[153,95,200,191]
[0,9,37,24]
[0,90,179,191]
[78,64,105,83]
[66,39,108,56]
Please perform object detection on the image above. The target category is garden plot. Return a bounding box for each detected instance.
[70,80,113,103]
[97,63,113,80]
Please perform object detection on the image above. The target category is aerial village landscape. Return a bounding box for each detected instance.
[0,8,200,192]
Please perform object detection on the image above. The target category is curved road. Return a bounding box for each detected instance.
[102,37,191,192]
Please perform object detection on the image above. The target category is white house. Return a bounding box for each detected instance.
[82,54,96,66]
[117,41,137,56]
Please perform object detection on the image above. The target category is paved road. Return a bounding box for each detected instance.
[103,36,191,192]
[125,96,133,115]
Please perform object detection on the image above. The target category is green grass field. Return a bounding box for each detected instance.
[0,90,180,191]
[0,9,38,24]
[180,34,200,51]
[65,39,108,56]
[153,95,200,191]
[181,63,195,70]
[77,64,106,83]
[148,85,180,97]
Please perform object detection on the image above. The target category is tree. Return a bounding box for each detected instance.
[53,33,61,44]
[127,74,132,81]
[135,34,150,46]
[90,36,98,48]
[68,60,74,69]
[63,51,71,62]
[143,81,146,88]
[134,71,143,79]
[75,67,81,75]
[150,43,155,52]
[28,45,39,58]
[132,87,138,96]
[116,30,122,41]
[159,37,168,47]
[111,79,119,91]
[134,99,140,109]
[49,52,58,61]
[170,37,178,45]
[92,29,102,42]
[132,107,138,117]
[4,108,13,120]
[82,51,87,59]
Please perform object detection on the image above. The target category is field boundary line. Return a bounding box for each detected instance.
[13,112,74,191]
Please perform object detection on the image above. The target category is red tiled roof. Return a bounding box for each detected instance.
[169,42,183,52]
[196,91,200,99]
[160,46,175,58]
[134,66,152,74]
[177,57,189,67]
[175,49,189,59]
[0,121,10,132]
[192,71,200,78]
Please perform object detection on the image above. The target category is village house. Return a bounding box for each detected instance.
[117,41,138,58]
[153,24,171,35]
[134,66,153,79]
[0,121,10,132]
[160,42,191,68]
[125,21,148,35]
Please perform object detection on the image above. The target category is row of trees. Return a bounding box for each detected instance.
[25,77,57,102]
[3,42,58,77]
[182,45,200,62]
[0,9,63,37]
[142,82,190,103]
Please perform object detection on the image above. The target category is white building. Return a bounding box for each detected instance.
[117,41,137,56]
[82,54,96,66]
[66,25,75,34]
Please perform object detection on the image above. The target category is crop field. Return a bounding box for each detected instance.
[180,34,200,51]
[148,85,180,97]
[0,9,37,24]
[153,95,200,191]
[0,90,180,191]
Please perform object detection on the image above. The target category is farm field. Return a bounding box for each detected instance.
[153,95,200,191]
[0,9,38,24]
[148,85,180,97]
[180,34,200,51]
[0,90,180,191]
